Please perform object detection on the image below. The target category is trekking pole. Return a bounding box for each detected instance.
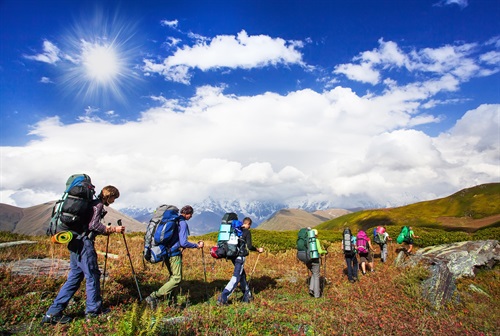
[200,245,209,299]
[248,252,261,285]
[323,253,327,282]
[117,219,143,302]
[102,222,111,297]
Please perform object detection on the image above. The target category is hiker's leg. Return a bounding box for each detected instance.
[368,253,374,272]
[239,266,252,302]
[219,257,245,303]
[46,251,84,316]
[153,255,182,299]
[344,254,352,280]
[345,255,354,281]
[80,238,103,314]
[310,261,321,297]
[353,255,359,279]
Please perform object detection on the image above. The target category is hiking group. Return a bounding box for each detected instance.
[43,173,418,324]
[43,174,264,325]
[337,225,417,284]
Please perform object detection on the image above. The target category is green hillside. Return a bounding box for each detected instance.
[316,183,500,234]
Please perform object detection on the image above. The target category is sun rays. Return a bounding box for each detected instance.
[59,10,141,106]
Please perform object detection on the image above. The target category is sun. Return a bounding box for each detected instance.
[60,10,141,105]
[82,42,120,84]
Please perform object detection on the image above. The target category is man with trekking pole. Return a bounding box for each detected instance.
[144,205,204,309]
[42,186,123,325]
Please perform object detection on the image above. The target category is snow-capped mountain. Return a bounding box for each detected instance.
[118,197,362,235]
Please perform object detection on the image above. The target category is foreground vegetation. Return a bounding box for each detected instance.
[1,229,499,335]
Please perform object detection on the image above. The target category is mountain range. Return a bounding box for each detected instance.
[0,197,350,236]
[0,201,146,236]
[2,183,498,236]
[118,197,356,235]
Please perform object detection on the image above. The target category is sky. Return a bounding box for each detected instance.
[0,0,499,211]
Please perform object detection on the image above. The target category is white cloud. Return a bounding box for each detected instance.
[23,40,61,64]
[434,0,468,9]
[40,77,53,84]
[2,82,498,209]
[334,39,497,88]
[142,30,305,83]
[160,19,178,28]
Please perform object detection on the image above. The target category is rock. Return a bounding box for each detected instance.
[400,240,499,309]
[0,240,37,249]
[0,258,70,277]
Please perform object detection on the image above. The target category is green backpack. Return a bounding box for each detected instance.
[397,226,410,244]
[297,228,309,252]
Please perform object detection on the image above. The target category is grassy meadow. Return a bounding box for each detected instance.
[0,228,499,335]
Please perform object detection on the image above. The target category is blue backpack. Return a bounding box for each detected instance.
[144,205,180,263]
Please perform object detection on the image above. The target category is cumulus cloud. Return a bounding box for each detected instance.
[142,30,305,83]
[1,83,498,209]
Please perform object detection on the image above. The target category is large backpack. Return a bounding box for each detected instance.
[143,205,180,264]
[373,226,386,244]
[47,174,95,239]
[211,213,243,259]
[296,228,319,263]
[343,228,355,254]
[356,230,369,254]
[397,226,410,244]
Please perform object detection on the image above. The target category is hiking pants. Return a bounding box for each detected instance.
[219,256,251,303]
[46,238,102,316]
[379,243,388,262]
[307,259,321,298]
[152,255,182,299]
[344,253,358,281]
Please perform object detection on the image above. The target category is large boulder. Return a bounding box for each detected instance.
[401,240,499,309]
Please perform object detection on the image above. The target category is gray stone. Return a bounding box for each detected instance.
[0,258,70,277]
[400,240,499,309]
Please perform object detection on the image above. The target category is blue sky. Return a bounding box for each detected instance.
[0,0,499,210]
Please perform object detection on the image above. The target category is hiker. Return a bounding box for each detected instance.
[356,230,375,275]
[144,205,204,309]
[42,186,124,324]
[374,226,392,262]
[341,228,358,283]
[406,226,419,254]
[301,229,328,298]
[217,217,264,305]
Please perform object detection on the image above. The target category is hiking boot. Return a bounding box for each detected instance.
[349,279,355,283]
[41,313,72,325]
[85,308,110,319]
[242,292,253,303]
[145,295,158,310]
[216,299,228,306]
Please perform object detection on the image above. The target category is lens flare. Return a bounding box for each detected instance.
[59,10,141,106]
